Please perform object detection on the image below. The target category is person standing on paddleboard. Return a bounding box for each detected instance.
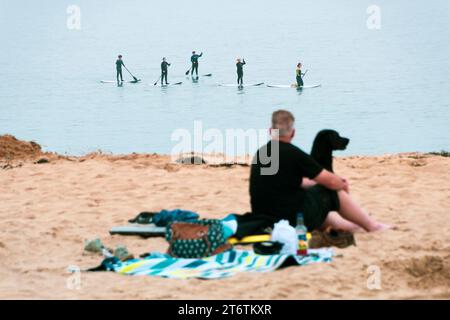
[190,51,203,77]
[236,58,246,87]
[296,63,305,87]
[161,57,171,85]
[116,55,125,83]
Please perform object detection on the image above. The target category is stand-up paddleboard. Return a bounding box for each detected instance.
[267,84,321,89]
[187,74,212,79]
[109,225,165,237]
[155,82,183,87]
[101,79,141,84]
[219,82,264,87]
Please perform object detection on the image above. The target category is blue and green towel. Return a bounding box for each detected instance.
[93,249,333,279]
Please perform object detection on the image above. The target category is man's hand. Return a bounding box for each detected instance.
[301,177,317,189]
[314,169,348,191]
[342,178,350,193]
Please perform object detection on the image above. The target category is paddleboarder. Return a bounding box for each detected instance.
[190,51,203,77]
[236,58,246,87]
[161,57,171,85]
[296,63,305,87]
[116,55,125,83]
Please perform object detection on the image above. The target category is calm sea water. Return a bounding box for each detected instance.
[1,0,449,156]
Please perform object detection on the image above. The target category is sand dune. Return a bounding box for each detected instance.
[0,136,449,299]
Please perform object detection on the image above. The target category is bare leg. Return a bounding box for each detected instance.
[336,191,390,232]
[320,211,365,232]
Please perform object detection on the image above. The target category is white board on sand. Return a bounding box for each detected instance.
[109,225,165,237]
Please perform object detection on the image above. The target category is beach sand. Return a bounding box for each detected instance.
[0,135,449,299]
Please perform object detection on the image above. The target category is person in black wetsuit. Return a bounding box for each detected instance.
[236,58,246,86]
[161,57,171,85]
[190,51,203,77]
[116,55,125,83]
[296,63,305,87]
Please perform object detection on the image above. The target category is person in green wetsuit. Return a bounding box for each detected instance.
[116,55,125,83]
[161,57,171,85]
[296,63,305,87]
[190,51,203,77]
[236,58,246,86]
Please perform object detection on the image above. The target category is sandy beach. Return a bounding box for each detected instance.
[0,135,449,299]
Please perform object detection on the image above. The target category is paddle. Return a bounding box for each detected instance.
[185,68,191,76]
[123,65,139,82]
[153,75,162,86]
[302,69,309,79]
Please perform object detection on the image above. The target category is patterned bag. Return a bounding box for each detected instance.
[165,219,232,258]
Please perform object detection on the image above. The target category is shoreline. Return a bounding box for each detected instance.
[1,133,448,165]
[2,132,449,164]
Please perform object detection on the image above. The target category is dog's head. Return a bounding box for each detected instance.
[315,130,350,151]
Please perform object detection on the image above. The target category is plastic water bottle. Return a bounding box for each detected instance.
[296,213,308,255]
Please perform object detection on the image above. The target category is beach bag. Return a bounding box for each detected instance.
[165,219,232,258]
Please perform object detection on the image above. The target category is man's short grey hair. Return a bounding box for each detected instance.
[271,110,295,137]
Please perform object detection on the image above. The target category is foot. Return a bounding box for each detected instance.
[370,223,396,232]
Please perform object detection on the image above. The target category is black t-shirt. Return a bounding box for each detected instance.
[249,140,323,223]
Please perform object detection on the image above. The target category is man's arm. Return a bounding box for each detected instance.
[313,169,349,192]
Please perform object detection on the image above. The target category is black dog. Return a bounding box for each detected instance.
[311,130,350,172]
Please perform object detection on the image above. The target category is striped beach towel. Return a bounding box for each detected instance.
[96,249,333,279]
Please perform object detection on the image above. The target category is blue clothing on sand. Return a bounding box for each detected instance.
[152,209,199,227]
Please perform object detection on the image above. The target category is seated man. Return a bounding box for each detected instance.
[249,110,390,232]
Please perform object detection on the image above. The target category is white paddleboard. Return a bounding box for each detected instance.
[101,80,141,84]
[219,82,264,87]
[156,82,183,87]
[267,84,321,89]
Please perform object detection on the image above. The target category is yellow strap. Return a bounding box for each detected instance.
[228,233,312,245]
[228,235,270,245]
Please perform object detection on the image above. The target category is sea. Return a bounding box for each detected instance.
[1,0,449,156]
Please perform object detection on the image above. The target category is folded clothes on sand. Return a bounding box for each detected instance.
[153,209,199,226]
[128,209,200,226]
[89,249,333,279]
